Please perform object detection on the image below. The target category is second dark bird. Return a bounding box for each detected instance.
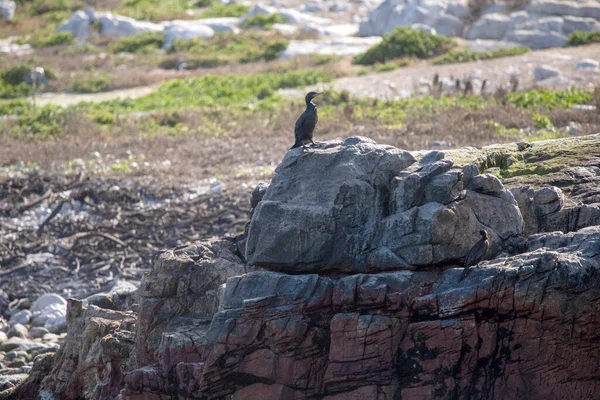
[460,229,489,280]
[291,91,322,150]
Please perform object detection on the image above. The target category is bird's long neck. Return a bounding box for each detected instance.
[306,101,316,111]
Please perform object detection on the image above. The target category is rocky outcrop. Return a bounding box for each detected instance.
[359,0,600,49]
[7,136,600,400]
[246,138,523,273]
[0,1,15,20]
[200,226,600,399]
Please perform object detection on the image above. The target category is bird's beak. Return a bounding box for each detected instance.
[315,92,323,97]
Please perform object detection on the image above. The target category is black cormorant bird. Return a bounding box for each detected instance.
[460,229,489,280]
[291,91,322,150]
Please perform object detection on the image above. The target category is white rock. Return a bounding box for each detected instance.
[433,14,463,36]
[0,332,7,343]
[411,23,436,34]
[162,23,215,48]
[446,0,470,19]
[185,17,240,33]
[358,0,446,37]
[515,16,563,33]
[302,23,358,37]
[246,3,277,17]
[0,1,16,20]
[467,13,511,40]
[576,59,599,70]
[506,30,566,49]
[96,12,163,37]
[534,64,561,81]
[26,253,55,264]
[56,10,91,38]
[8,310,31,326]
[31,294,67,314]
[281,37,383,58]
[527,0,600,21]
[272,23,299,35]
[562,16,600,35]
[279,8,331,25]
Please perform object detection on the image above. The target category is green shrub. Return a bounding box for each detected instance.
[30,0,78,15]
[118,0,188,21]
[70,73,111,93]
[192,0,213,7]
[506,88,592,109]
[242,14,285,29]
[433,46,529,65]
[14,105,64,137]
[0,64,55,99]
[108,32,165,54]
[169,33,288,64]
[353,27,455,65]
[41,32,74,47]
[0,99,32,115]
[375,58,411,72]
[567,31,600,46]
[200,2,249,18]
[532,113,554,130]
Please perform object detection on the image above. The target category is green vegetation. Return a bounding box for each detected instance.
[0,99,32,115]
[433,46,529,65]
[567,30,600,46]
[532,113,553,130]
[108,32,165,54]
[375,58,411,72]
[353,27,455,65]
[12,105,64,138]
[200,2,249,18]
[242,14,285,30]
[1,64,51,99]
[39,32,74,47]
[169,32,288,64]
[117,0,189,21]
[28,0,80,15]
[506,88,591,109]
[70,72,111,93]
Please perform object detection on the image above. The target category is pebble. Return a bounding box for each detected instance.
[28,327,49,339]
[31,293,67,313]
[42,333,59,342]
[7,324,28,339]
[7,359,26,368]
[0,332,7,343]
[8,310,32,326]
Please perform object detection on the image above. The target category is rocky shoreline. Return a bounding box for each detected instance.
[2,134,599,399]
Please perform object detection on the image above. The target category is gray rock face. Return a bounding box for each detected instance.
[246,139,523,273]
[0,1,16,20]
[534,64,562,81]
[467,13,511,40]
[511,185,600,236]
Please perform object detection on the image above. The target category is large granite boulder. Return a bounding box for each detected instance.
[246,138,524,273]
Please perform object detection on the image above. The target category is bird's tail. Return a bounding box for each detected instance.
[290,141,302,150]
[459,266,470,281]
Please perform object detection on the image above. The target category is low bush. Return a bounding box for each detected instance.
[169,32,288,64]
[506,88,592,109]
[433,46,529,65]
[242,14,285,29]
[200,2,249,18]
[567,30,600,46]
[40,31,74,47]
[70,73,111,93]
[108,31,165,54]
[353,27,455,65]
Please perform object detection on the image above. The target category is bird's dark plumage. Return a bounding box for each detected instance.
[460,229,489,280]
[291,91,321,149]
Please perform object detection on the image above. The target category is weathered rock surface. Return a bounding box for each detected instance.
[359,0,600,50]
[0,1,15,20]
[7,136,600,400]
[246,138,523,273]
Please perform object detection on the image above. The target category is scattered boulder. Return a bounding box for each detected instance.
[576,59,600,70]
[0,1,16,20]
[56,10,90,38]
[95,12,163,37]
[534,64,562,81]
[162,22,214,48]
[506,29,567,49]
[282,37,382,58]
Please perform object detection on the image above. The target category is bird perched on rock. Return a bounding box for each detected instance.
[460,229,489,280]
[291,91,322,150]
